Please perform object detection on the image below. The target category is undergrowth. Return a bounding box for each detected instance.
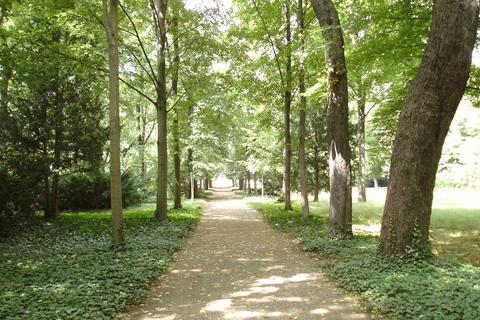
[0,202,203,320]
[249,201,480,320]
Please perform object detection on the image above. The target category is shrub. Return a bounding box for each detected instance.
[58,170,144,211]
[0,168,39,237]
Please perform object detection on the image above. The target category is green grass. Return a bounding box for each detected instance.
[0,201,203,320]
[308,188,480,265]
[249,199,480,320]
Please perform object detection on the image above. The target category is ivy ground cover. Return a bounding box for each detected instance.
[0,202,203,320]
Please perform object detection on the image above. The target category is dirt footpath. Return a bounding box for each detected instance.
[125,189,369,320]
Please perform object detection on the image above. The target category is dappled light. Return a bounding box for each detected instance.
[127,190,368,319]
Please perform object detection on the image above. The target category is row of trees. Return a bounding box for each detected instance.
[224,0,480,255]
[2,0,479,256]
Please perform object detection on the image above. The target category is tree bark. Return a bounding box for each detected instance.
[151,0,169,219]
[379,0,479,256]
[357,94,367,202]
[283,2,293,211]
[312,109,322,203]
[103,0,124,243]
[311,0,352,238]
[172,16,182,209]
[298,0,310,218]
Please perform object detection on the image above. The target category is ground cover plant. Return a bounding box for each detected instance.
[0,201,203,320]
[249,194,480,320]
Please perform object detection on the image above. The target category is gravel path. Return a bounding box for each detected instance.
[125,189,369,320]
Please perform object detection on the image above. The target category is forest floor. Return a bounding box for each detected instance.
[124,189,370,320]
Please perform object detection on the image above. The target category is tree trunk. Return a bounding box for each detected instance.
[103,0,124,243]
[357,94,367,202]
[313,158,320,202]
[44,175,52,218]
[51,172,59,217]
[172,17,182,209]
[254,171,258,196]
[283,2,293,211]
[152,0,168,219]
[312,110,321,203]
[379,0,479,257]
[247,171,251,194]
[298,0,310,218]
[311,0,352,238]
[239,178,244,191]
[188,148,194,200]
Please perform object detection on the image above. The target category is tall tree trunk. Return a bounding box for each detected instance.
[136,103,147,179]
[103,0,124,243]
[313,158,320,202]
[51,73,63,217]
[283,2,293,211]
[298,0,310,218]
[254,171,257,196]
[357,94,367,202]
[247,171,251,194]
[151,0,169,219]
[312,109,321,203]
[188,148,194,200]
[379,0,479,256]
[311,0,352,238]
[44,175,52,218]
[172,16,182,209]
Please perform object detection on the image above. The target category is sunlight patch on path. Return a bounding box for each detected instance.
[126,190,369,320]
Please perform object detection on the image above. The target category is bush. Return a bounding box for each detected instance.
[58,170,144,211]
[0,168,39,237]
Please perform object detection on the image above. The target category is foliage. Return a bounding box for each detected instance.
[0,201,203,320]
[58,170,144,211]
[0,168,40,237]
[0,0,108,217]
[249,200,480,319]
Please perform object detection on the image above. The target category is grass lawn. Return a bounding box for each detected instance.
[309,188,480,265]
[0,200,203,320]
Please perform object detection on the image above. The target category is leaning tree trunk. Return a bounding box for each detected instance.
[311,0,352,238]
[379,0,479,257]
[103,0,124,243]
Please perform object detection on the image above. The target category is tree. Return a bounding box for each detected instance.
[0,0,107,220]
[298,0,309,218]
[379,0,479,256]
[149,0,169,219]
[103,0,124,243]
[311,0,352,238]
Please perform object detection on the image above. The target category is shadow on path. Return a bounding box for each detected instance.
[126,189,369,320]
